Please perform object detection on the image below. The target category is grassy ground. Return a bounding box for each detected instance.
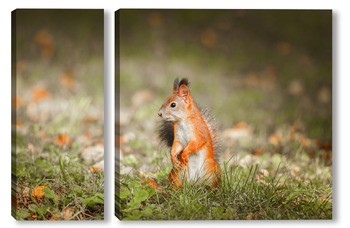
[116,9,332,220]
[12,10,104,220]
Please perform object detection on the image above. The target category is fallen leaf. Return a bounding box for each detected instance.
[246,214,252,220]
[83,116,98,124]
[27,143,36,154]
[298,136,311,148]
[31,86,51,102]
[253,147,265,156]
[34,30,55,59]
[52,134,72,148]
[12,96,24,108]
[61,208,74,220]
[139,178,158,189]
[60,72,77,91]
[16,120,22,128]
[89,160,104,173]
[233,121,249,129]
[260,169,269,177]
[269,132,284,146]
[81,144,104,164]
[31,186,49,199]
[291,166,300,176]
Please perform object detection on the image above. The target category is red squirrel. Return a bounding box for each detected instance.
[158,78,221,188]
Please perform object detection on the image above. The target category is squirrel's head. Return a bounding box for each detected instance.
[158,78,191,121]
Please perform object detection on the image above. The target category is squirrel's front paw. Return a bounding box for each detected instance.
[172,157,181,168]
[181,154,189,163]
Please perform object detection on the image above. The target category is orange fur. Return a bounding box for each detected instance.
[158,79,221,188]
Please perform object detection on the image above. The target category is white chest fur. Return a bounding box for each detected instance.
[175,121,191,147]
[175,121,206,181]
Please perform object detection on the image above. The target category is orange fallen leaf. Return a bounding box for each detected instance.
[12,96,24,108]
[34,30,55,59]
[233,121,249,129]
[253,147,265,156]
[299,136,311,148]
[32,186,49,199]
[139,178,159,189]
[31,87,51,102]
[323,141,331,150]
[83,116,98,124]
[269,132,284,146]
[307,149,315,158]
[52,134,72,148]
[246,214,252,220]
[92,138,104,144]
[60,71,77,91]
[16,120,22,128]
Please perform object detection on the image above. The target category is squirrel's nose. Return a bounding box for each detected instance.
[158,112,162,117]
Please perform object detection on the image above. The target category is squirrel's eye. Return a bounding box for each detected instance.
[170,102,176,108]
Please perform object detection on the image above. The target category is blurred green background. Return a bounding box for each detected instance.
[14,9,104,136]
[118,9,332,141]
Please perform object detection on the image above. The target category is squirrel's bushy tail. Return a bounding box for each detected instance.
[158,107,222,158]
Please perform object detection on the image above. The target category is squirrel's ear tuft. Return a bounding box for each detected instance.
[179,78,190,88]
[173,78,180,94]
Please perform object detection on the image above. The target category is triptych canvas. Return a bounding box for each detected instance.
[12,9,332,220]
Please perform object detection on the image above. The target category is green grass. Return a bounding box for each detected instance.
[13,129,104,220]
[118,148,331,220]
